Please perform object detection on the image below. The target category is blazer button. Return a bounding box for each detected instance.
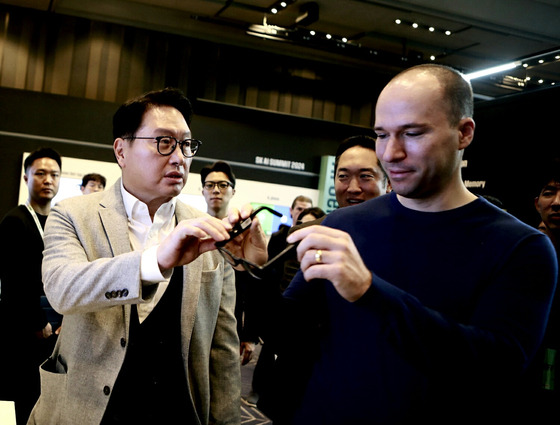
[122,289,129,297]
[111,290,118,298]
[103,386,111,396]
[120,338,126,348]
[105,292,111,299]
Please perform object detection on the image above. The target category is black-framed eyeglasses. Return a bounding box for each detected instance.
[124,136,202,158]
[215,206,296,279]
[203,181,233,191]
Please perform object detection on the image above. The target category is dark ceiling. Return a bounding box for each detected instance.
[6,0,560,101]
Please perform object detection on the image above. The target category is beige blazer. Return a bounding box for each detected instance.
[28,180,240,425]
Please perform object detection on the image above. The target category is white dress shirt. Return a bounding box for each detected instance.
[121,182,176,323]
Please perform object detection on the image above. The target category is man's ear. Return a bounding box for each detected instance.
[535,196,541,212]
[23,173,28,184]
[457,117,475,151]
[114,138,126,168]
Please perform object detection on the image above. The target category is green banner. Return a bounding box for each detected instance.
[318,155,338,214]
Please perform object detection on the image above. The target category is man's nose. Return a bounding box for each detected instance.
[380,136,405,162]
[347,176,362,193]
[170,145,186,166]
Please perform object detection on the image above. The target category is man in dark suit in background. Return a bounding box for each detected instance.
[201,160,260,366]
[0,147,62,424]
[256,135,389,417]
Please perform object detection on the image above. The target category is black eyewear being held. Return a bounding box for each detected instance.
[216,206,296,279]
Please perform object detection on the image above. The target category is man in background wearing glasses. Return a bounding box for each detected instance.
[201,161,237,220]
[28,88,267,425]
[201,160,260,367]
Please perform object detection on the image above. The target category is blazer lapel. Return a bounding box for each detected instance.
[98,179,131,257]
[176,202,203,347]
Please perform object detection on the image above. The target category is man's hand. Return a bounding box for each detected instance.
[157,215,232,271]
[41,322,53,339]
[287,225,372,302]
[240,341,255,365]
[224,205,268,269]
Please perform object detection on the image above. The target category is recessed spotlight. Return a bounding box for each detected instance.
[526,76,531,81]
[280,1,287,6]
[412,23,419,29]
[326,34,332,39]
[430,55,436,60]
[395,19,402,24]
[271,8,278,14]
[523,63,529,68]
[539,59,544,64]
[429,27,435,32]
[342,37,348,43]
[445,30,451,36]
[539,79,544,84]
[310,30,316,36]
[552,82,556,85]
[556,55,560,60]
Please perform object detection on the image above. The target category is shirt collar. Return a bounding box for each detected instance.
[120,180,177,225]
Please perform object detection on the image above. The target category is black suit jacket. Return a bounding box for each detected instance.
[0,205,49,338]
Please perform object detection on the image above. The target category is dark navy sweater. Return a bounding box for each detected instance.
[283,193,557,424]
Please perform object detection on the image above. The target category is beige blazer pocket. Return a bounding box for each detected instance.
[28,357,67,425]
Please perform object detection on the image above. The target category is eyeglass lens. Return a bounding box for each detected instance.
[204,181,230,190]
[157,136,201,157]
[219,242,297,280]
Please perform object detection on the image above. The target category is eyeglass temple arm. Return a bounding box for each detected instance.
[248,243,298,271]
[214,206,284,248]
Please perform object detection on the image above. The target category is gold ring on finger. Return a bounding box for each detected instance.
[315,249,323,264]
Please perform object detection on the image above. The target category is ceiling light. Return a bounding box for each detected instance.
[271,8,278,14]
[280,1,287,6]
[556,55,560,60]
[394,18,453,37]
[523,63,529,68]
[430,55,436,60]
[464,62,520,80]
[326,34,332,39]
[539,79,544,84]
[310,30,315,36]
[342,37,348,43]
[539,59,544,64]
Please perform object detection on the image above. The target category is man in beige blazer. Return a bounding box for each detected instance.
[28,88,266,425]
